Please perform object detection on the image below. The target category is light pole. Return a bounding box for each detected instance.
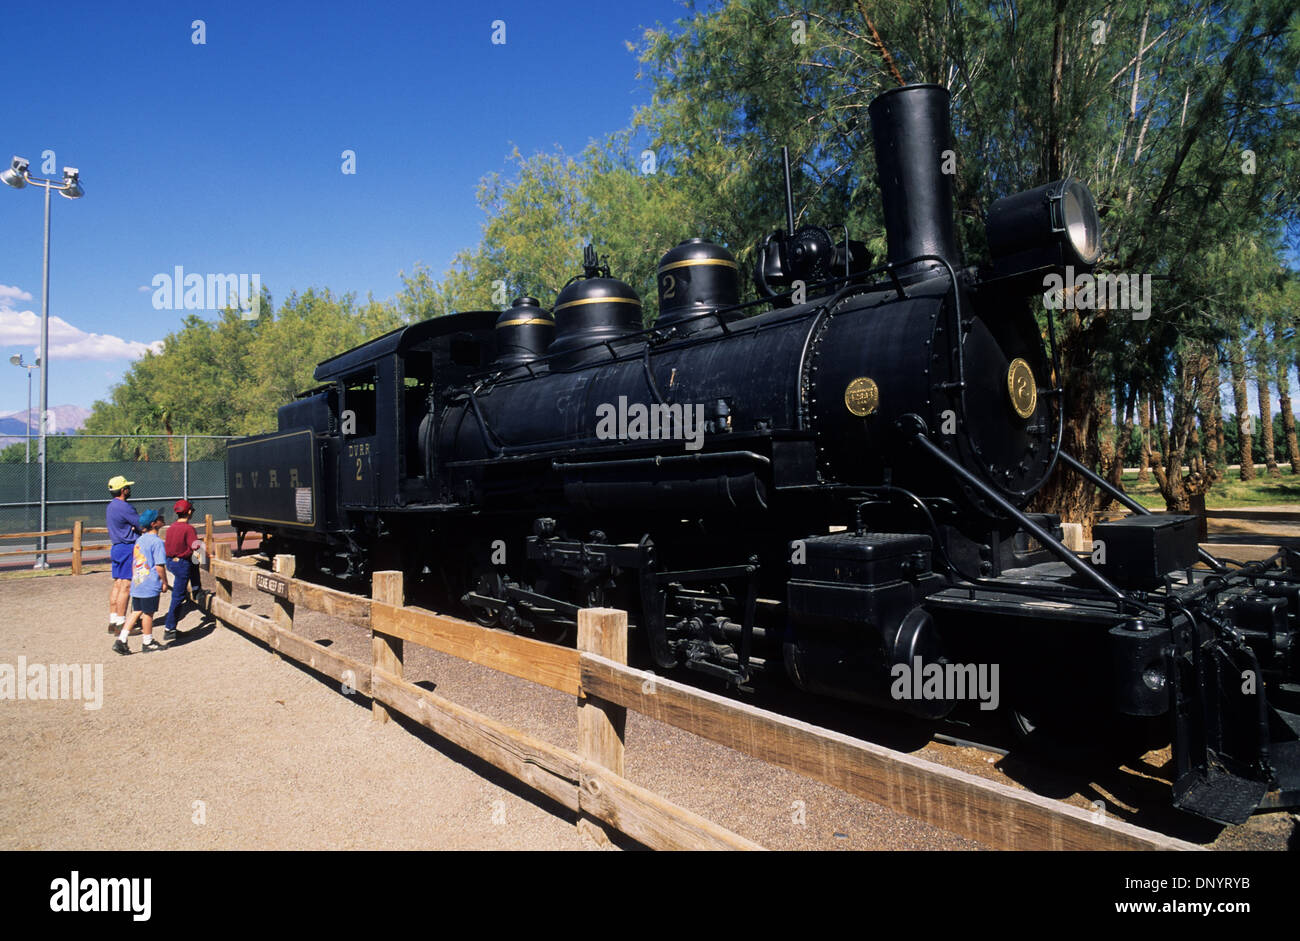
[8,354,39,463]
[3,156,84,569]
[8,354,38,558]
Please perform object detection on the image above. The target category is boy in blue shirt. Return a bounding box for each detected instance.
[113,509,169,655]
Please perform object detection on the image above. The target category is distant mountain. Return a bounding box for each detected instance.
[0,405,90,446]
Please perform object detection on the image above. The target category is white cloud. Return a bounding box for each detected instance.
[0,284,34,303]
[0,304,163,360]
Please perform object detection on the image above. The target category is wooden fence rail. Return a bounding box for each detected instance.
[579,654,1196,851]
[0,514,236,574]
[207,544,757,849]
[202,545,1198,852]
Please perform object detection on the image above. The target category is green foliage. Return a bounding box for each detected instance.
[240,289,404,434]
[436,148,595,312]
[0,436,74,463]
[77,285,410,450]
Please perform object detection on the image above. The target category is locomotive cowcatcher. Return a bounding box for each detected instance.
[228,84,1300,826]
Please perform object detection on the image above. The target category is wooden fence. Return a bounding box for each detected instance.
[0,514,234,573]
[205,544,1198,852]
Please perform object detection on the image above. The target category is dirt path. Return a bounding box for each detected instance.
[0,572,593,850]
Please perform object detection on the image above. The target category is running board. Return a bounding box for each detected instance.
[1173,766,1268,826]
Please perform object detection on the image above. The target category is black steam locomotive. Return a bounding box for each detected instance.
[228,84,1299,826]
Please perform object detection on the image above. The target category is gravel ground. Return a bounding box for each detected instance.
[2,569,1293,850]
[0,572,592,851]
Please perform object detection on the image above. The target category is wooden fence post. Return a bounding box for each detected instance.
[71,520,83,575]
[577,607,628,844]
[271,555,296,657]
[371,571,404,723]
[213,542,233,607]
[204,514,214,571]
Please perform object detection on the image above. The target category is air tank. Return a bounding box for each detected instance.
[493,296,554,368]
[655,238,740,333]
[547,270,642,368]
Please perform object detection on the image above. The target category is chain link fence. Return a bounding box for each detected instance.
[0,434,232,534]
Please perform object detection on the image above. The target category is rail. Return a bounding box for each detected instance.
[204,546,1199,852]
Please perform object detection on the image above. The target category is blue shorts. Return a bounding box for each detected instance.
[111,543,134,580]
[131,594,160,615]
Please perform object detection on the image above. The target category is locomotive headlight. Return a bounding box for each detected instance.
[984,179,1102,290]
[1057,181,1099,263]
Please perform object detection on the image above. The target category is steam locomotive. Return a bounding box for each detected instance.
[228,84,1300,826]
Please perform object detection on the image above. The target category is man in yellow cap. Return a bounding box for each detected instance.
[106,474,140,634]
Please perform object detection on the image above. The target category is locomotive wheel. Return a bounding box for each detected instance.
[468,570,505,628]
[526,616,573,645]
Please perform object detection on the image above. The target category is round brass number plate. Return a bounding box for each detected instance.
[1007,358,1037,419]
[844,377,879,417]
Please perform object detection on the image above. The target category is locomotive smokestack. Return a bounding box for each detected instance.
[868,84,960,278]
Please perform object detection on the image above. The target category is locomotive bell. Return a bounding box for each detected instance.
[655,238,740,332]
[547,256,643,369]
[493,296,554,368]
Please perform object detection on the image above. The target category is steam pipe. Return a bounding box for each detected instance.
[782,146,796,237]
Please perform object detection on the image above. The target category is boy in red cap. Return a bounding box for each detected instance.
[162,499,203,641]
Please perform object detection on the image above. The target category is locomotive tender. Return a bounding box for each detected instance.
[229,84,1300,825]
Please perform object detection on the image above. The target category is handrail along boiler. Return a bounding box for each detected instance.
[228,84,1300,826]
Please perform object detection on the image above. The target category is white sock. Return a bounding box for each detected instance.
[143,636,156,646]
[110,613,124,626]
[117,628,129,642]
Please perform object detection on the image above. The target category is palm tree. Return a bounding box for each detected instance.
[1230,330,1255,480]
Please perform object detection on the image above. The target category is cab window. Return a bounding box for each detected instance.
[340,370,377,437]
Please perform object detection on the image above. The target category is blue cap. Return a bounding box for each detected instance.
[139,508,160,527]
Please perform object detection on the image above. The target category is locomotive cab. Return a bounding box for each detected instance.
[311,309,498,512]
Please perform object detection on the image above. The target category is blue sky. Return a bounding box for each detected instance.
[0,0,686,416]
